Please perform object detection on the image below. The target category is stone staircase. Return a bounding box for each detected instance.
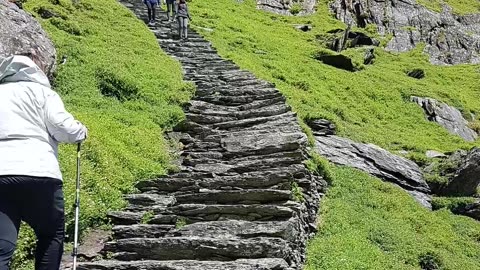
[78,1,325,269]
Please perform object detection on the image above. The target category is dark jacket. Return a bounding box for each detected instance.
[176,3,190,18]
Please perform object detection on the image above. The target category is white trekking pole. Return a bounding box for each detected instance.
[72,143,81,269]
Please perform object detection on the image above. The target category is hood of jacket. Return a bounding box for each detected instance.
[0,55,50,88]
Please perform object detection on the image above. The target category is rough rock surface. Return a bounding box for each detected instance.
[411,96,478,142]
[77,1,325,269]
[427,148,480,196]
[306,118,336,136]
[0,0,56,76]
[256,0,316,16]
[331,0,480,65]
[314,135,432,208]
[453,199,480,221]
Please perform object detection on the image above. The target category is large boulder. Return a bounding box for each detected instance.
[0,0,56,76]
[314,135,432,208]
[426,148,480,196]
[411,96,478,142]
[330,0,480,65]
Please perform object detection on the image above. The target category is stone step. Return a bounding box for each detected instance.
[78,258,292,270]
[193,79,274,90]
[212,112,297,130]
[108,211,178,225]
[111,220,296,241]
[190,150,306,174]
[113,224,175,239]
[187,100,240,115]
[195,85,279,97]
[124,194,176,207]
[181,131,305,159]
[103,237,291,261]
[112,203,298,223]
[196,94,281,106]
[164,46,217,54]
[163,203,297,221]
[185,104,290,123]
[174,189,292,204]
[183,65,241,73]
[136,165,307,193]
[184,72,257,82]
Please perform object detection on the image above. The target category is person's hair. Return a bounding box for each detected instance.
[179,0,185,4]
[18,50,45,73]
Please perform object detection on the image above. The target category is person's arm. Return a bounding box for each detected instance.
[44,91,88,143]
[186,5,191,20]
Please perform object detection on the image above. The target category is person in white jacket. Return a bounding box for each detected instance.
[0,55,87,270]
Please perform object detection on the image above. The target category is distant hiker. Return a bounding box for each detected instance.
[0,54,87,270]
[144,0,158,26]
[165,0,176,21]
[175,0,191,40]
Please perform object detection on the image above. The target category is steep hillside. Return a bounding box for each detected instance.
[8,0,480,269]
[186,0,480,268]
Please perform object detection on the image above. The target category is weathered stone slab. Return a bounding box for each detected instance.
[315,135,431,207]
[105,237,291,261]
[78,258,292,270]
[175,189,292,204]
[113,224,175,239]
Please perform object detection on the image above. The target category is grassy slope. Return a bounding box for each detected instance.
[186,0,480,269]
[13,0,189,267]
[417,0,480,14]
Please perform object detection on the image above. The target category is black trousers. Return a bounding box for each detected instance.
[0,176,64,270]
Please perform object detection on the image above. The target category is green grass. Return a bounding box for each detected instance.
[417,0,480,14]
[12,0,190,268]
[306,166,480,270]
[189,0,480,156]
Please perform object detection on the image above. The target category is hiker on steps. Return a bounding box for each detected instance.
[0,54,87,270]
[165,0,176,22]
[144,0,159,26]
[175,0,192,40]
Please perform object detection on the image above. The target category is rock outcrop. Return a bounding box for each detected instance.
[314,52,357,72]
[306,118,336,136]
[314,135,432,208]
[330,0,480,65]
[256,0,316,16]
[453,199,480,221]
[411,96,478,142]
[426,148,480,196]
[77,0,325,269]
[0,0,56,76]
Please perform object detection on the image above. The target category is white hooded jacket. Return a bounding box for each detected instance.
[0,55,87,180]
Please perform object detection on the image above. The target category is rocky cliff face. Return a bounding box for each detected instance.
[331,0,480,65]
[0,0,56,76]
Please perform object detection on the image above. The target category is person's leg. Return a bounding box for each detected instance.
[178,17,184,39]
[167,2,172,20]
[0,178,22,270]
[183,18,189,39]
[151,3,157,23]
[147,7,152,22]
[22,178,64,270]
